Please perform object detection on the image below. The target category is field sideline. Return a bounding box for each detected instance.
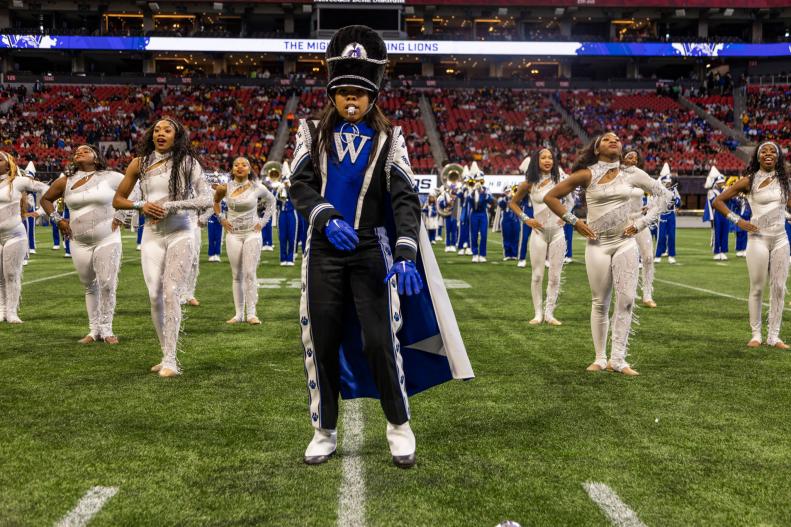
[2,226,791,526]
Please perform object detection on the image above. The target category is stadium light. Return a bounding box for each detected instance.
[723,8,734,16]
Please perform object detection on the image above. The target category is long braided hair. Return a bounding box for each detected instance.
[746,142,789,200]
[137,118,202,200]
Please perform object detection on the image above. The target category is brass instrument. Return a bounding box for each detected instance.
[438,163,463,217]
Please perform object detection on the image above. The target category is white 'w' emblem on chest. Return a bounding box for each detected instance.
[333,132,370,164]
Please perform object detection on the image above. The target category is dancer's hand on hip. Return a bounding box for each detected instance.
[574,220,597,240]
[738,219,759,233]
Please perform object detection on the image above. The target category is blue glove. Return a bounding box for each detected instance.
[325,219,359,252]
[384,260,424,296]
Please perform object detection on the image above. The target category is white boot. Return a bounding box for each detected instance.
[517,260,526,268]
[387,421,416,468]
[304,428,337,465]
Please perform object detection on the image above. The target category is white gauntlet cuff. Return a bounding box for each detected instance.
[562,212,578,225]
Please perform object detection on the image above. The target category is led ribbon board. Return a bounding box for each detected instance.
[1,35,790,57]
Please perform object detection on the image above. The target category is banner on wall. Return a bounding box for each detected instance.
[1,35,789,57]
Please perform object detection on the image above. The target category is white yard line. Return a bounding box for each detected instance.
[55,486,118,527]
[654,278,791,311]
[22,258,138,286]
[583,482,647,527]
[337,400,366,527]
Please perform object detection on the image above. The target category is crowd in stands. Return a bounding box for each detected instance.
[0,84,289,178]
[3,81,782,183]
[431,88,581,174]
[743,85,791,149]
[559,90,744,175]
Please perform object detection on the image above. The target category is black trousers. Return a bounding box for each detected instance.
[300,227,410,430]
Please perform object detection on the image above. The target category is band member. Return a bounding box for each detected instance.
[713,142,790,349]
[654,172,681,264]
[206,174,226,262]
[733,188,751,258]
[267,161,299,266]
[289,25,472,468]
[214,157,276,324]
[509,148,568,324]
[545,133,673,375]
[0,152,49,323]
[423,194,439,243]
[499,185,520,260]
[50,195,71,256]
[703,166,725,259]
[563,223,574,263]
[621,149,657,307]
[437,164,462,252]
[261,162,280,252]
[709,173,729,260]
[113,118,212,377]
[467,165,493,263]
[457,166,472,254]
[23,190,37,254]
[41,145,126,344]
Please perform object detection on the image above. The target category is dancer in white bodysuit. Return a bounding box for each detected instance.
[0,152,49,323]
[41,145,126,343]
[114,118,212,377]
[545,133,673,376]
[214,157,276,325]
[508,147,568,325]
[713,142,791,349]
[622,149,656,308]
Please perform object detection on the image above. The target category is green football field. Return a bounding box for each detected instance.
[3,226,791,526]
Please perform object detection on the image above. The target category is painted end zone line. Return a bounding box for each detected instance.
[23,258,138,286]
[55,486,118,527]
[654,278,791,312]
[338,400,366,527]
[583,482,646,527]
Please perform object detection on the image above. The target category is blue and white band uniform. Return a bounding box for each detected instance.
[289,118,473,431]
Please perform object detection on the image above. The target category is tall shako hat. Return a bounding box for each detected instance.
[326,25,388,102]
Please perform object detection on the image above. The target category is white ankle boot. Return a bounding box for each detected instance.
[304,428,337,464]
[387,421,416,468]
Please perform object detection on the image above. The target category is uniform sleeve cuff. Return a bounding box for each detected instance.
[312,205,341,232]
[395,237,418,261]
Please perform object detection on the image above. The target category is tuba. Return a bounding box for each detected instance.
[438,163,463,217]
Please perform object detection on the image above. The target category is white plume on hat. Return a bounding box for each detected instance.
[659,162,671,177]
[469,161,481,176]
[24,161,35,177]
[282,160,292,179]
[705,165,724,189]
[462,165,470,178]
[518,156,531,174]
